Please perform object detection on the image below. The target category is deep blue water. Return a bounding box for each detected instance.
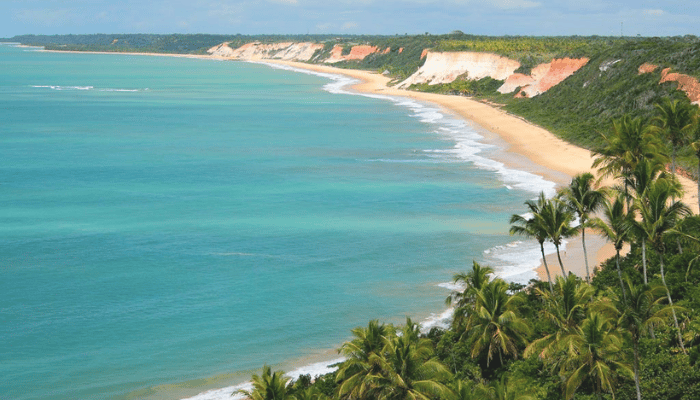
[0,44,553,399]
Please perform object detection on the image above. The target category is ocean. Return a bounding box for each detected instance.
[0,43,557,400]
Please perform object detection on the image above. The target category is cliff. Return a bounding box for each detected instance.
[325,45,384,63]
[207,42,324,62]
[397,51,588,97]
[397,51,520,88]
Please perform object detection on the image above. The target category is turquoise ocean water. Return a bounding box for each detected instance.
[0,44,557,400]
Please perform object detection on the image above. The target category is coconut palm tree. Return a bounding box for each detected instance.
[463,279,531,368]
[447,261,495,328]
[651,98,695,177]
[608,278,669,400]
[539,196,579,278]
[510,193,555,292]
[629,164,684,284]
[479,376,537,400]
[559,173,606,282]
[524,274,595,361]
[593,115,665,203]
[237,365,297,400]
[591,194,634,301]
[559,312,633,400]
[686,107,700,213]
[336,320,396,399]
[638,178,691,353]
[370,322,454,400]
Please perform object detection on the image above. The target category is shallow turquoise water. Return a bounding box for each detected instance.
[0,45,549,399]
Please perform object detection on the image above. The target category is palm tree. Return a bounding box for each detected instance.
[524,274,595,360]
[336,320,396,399]
[591,194,634,301]
[593,115,665,203]
[237,365,297,400]
[463,279,531,368]
[559,312,633,400]
[510,193,555,292]
[686,107,700,213]
[651,98,695,177]
[559,173,606,282]
[625,160,671,284]
[370,322,454,400]
[540,196,579,277]
[608,278,669,400]
[447,261,494,327]
[638,178,691,353]
[479,376,536,400]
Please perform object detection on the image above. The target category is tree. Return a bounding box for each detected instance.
[510,193,555,292]
[559,312,633,400]
[608,278,669,400]
[559,173,607,282]
[592,194,634,301]
[336,320,396,399]
[447,261,494,327]
[638,178,691,353]
[462,279,531,368]
[626,159,670,284]
[237,365,297,400]
[539,195,579,278]
[593,115,665,199]
[686,106,700,213]
[524,274,595,361]
[369,320,454,400]
[651,98,695,177]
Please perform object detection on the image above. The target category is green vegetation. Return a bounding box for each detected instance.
[236,101,700,399]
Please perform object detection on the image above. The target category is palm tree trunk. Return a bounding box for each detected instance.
[540,243,554,293]
[633,338,642,400]
[555,244,566,277]
[615,251,627,302]
[697,152,700,214]
[582,228,591,282]
[642,240,648,285]
[659,252,686,354]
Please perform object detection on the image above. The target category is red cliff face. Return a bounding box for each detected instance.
[420,49,429,59]
[516,58,589,97]
[660,68,700,104]
[497,58,589,97]
[325,45,380,63]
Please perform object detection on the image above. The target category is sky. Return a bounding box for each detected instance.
[1,0,698,38]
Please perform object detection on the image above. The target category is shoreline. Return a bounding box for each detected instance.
[260,59,649,281]
[20,47,699,398]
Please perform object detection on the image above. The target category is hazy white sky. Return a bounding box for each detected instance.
[2,0,698,38]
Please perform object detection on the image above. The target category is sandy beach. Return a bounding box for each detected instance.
[262,59,698,281]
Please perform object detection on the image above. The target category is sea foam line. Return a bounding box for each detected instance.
[256,61,556,198]
[183,358,346,400]
[30,85,146,92]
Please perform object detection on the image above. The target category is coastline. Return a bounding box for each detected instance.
[260,59,659,281]
[19,47,699,399]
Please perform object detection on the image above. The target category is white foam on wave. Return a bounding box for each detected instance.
[255,61,556,197]
[484,239,568,284]
[30,85,146,92]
